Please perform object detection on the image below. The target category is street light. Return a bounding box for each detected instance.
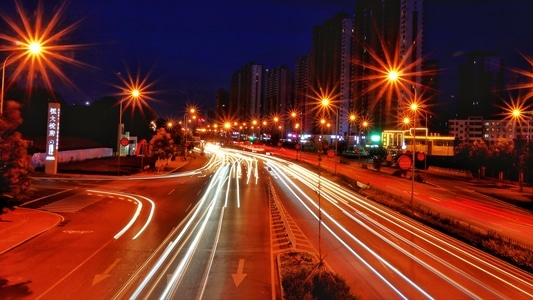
[117,87,141,175]
[224,122,231,144]
[252,119,258,142]
[290,110,303,159]
[317,117,328,261]
[320,98,340,173]
[183,107,197,158]
[1,42,42,115]
[409,102,419,211]
[361,120,369,145]
[511,108,526,192]
[273,116,281,144]
[348,113,357,147]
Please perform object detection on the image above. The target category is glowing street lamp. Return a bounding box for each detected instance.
[273,116,282,142]
[321,98,330,108]
[408,101,420,211]
[361,120,369,145]
[118,88,142,156]
[0,1,88,115]
[1,41,44,114]
[183,107,197,155]
[252,119,258,141]
[116,87,141,175]
[511,107,527,192]
[224,122,231,143]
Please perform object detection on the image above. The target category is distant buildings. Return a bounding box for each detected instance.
[215,0,517,148]
[448,116,531,144]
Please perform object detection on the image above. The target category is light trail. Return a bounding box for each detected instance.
[85,189,158,241]
[267,161,422,299]
[264,155,533,298]
[127,164,229,298]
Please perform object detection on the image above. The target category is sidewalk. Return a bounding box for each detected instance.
[0,207,63,255]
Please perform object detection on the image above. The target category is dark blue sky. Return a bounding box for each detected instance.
[63,0,360,115]
[1,0,533,117]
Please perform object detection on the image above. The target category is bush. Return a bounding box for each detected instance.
[280,252,359,300]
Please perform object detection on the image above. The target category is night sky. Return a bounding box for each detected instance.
[1,0,532,118]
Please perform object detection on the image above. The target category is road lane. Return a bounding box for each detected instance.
[201,165,271,299]
[118,150,275,299]
[264,155,533,298]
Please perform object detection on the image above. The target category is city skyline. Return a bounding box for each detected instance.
[0,0,532,119]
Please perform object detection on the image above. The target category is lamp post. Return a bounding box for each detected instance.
[273,116,280,144]
[512,108,526,192]
[409,102,419,211]
[1,52,15,115]
[361,120,369,145]
[224,122,231,144]
[290,111,303,159]
[252,119,258,142]
[183,108,196,158]
[117,88,141,175]
[348,113,357,148]
[424,111,428,180]
[1,42,42,115]
[262,120,267,141]
[317,117,327,261]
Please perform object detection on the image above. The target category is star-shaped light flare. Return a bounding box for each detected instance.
[114,68,159,115]
[0,1,88,91]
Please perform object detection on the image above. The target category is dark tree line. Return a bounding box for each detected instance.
[5,86,157,152]
[453,140,533,184]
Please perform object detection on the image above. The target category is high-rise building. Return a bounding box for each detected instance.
[352,0,424,134]
[229,62,265,122]
[457,51,505,119]
[308,12,353,134]
[264,66,292,119]
[339,18,354,136]
[264,66,293,139]
[295,55,311,134]
[399,0,424,95]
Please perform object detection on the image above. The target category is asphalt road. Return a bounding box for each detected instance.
[263,151,533,298]
[2,158,211,299]
[4,146,533,299]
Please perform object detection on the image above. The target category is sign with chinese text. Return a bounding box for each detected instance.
[45,103,60,174]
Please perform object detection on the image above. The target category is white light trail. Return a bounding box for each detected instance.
[86,190,143,240]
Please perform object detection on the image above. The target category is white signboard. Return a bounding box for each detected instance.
[45,103,60,174]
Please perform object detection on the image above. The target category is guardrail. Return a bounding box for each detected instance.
[267,176,297,249]
[427,166,473,178]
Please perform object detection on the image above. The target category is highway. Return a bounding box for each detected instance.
[2,144,533,299]
[262,152,533,298]
[116,150,273,299]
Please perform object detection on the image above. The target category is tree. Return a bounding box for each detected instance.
[149,128,175,163]
[454,142,472,171]
[0,100,32,215]
[521,143,533,185]
[470,140,490,178]
[489,141,515,183]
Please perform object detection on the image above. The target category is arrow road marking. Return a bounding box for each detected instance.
[232,259,247,287]
[92,258,121,286]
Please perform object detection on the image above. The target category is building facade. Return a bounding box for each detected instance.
[448,116,525,144]
[308,12,352,134]
[352,0,425,135]
[229,62,265,121]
